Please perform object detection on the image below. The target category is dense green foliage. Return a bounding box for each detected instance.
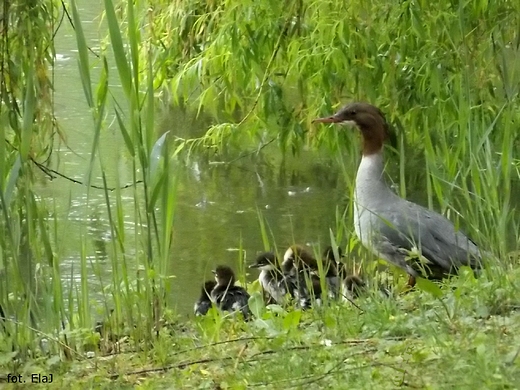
[151,0,519,139]
[143,0,520,259]
[0,0,519,388]
[0,0,62,357]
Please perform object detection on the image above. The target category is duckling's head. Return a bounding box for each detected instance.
[212,265,236,286]
[344,275,366,291]
[283,245,318,271]
[249,252,278,271]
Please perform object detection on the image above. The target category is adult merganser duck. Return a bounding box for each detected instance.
[211,265,251,319]
[313,102,482,286]
[194,280,217,316]
[249,252,311,309]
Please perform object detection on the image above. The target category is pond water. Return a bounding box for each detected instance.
[44,2,519,316]
[45,2,352,315]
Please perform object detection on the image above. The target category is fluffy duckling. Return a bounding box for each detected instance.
[249,252,310,309]
[284,245,344,301]
[321,246,343,298]
[283,245,329,305]
[194,280,217,316]
[211,265,251,319]
[282,245,318,274]
[322,245,344,263]
[334,257,367,300]
[342,274,367,300]
[336,261,391,300]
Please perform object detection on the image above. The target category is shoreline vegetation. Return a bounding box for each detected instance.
[0,0,519,388]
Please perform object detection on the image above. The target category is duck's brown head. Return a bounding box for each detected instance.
[313,102,390,155]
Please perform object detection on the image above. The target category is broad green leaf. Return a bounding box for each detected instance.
[70,0,93,108]
[282,310,302,330]
[416,278,443,298]
[104,0,132,97]
[248,291,265,318]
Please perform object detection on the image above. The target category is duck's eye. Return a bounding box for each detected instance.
[349,110,357,116]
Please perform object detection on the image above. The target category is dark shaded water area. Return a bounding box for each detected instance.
[41,3,520,316]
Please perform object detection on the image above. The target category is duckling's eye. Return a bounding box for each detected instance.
[349,110,357,116]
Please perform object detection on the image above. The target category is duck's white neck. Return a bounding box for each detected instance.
[354,151,394,208]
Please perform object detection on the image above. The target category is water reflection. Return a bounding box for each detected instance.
[168,152,347,313]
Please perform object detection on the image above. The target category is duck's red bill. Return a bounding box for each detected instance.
[312,116,341,124]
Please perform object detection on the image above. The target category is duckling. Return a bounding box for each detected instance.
[342,274,366,300]
[249,252,310,309]
[284,245,345,301]
[322,245,344,263]
[321,246,343,299]
[282,245,318,274]
[334,255,367,301]
[211,265,251,319]
[337,261,391,300]
[282,245,328,305]
[194,280,217,316]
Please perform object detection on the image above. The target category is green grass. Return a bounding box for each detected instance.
[3,268,520,388]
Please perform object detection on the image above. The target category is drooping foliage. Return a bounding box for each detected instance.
[139,0,520,257]
[0,0,61,354]
[146,0,519,148]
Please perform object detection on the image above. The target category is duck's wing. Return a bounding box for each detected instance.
[374,201,481,275]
